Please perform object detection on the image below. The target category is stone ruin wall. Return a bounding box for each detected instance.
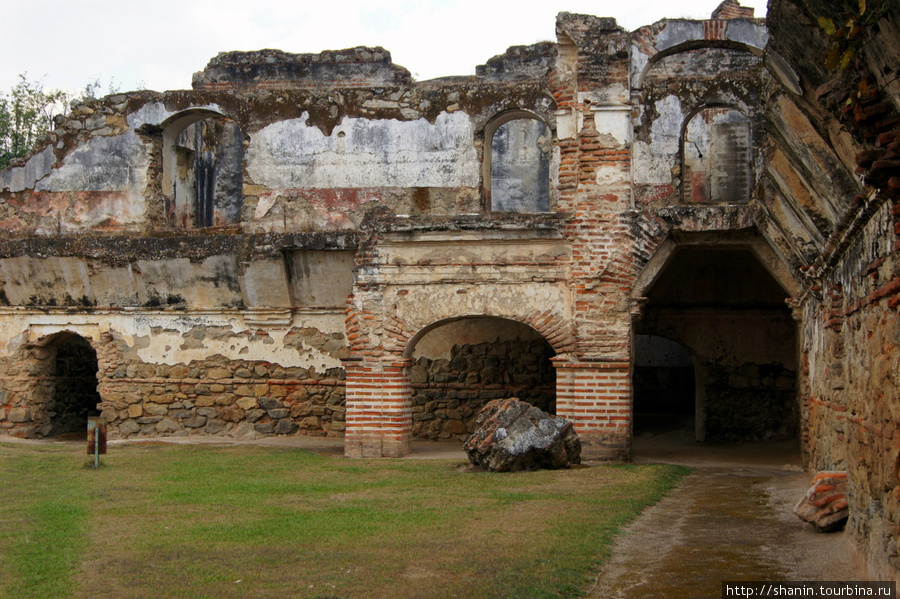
[801,198,900,578]
[766,0,900,580]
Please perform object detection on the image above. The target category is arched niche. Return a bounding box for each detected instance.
[483,111,552,213]
[161,109,243,228]
[407,316,556,441]
[682,106,752,204]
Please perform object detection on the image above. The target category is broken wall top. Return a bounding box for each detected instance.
[192,47,414,90]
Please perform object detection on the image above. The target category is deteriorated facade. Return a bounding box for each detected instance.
[1,0,900,581]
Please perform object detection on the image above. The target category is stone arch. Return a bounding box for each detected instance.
[405,315,557,441]
[482,110,552,213]
[633,230,801,302]
[404,309,575,360]
[681,105,753,204]
[634,39,765,92]
[160,108,244,228]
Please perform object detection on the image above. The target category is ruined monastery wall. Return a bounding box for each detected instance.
[3,0,900,581]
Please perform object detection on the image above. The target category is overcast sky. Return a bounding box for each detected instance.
[1,0,767,96]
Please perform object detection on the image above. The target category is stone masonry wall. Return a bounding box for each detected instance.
[410,338,555,440]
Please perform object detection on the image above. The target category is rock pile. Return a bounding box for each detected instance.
[794,471,849,532]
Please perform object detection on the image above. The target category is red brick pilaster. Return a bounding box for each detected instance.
[344,356,413,458]
[553,357,632,461]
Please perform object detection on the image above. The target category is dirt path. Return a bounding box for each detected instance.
[585,431,857,598]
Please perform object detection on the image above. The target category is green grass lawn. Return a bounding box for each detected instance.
[0,441,687,599]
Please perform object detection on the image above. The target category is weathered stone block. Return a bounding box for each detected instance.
[156,418,180,433]
[119,420,140,437]
[236,397,258,410]
[245,409,265,423]
[204,420,226,434]
[232,422,256,438]
[8,408,32,423]
[184,416,207,428]
[299,416,320,429]
[207,368,231,380]
[254,422,275,434]
[464,398,581,472]
[144,403,168,416]
[410,365,428,383]
[274,420,299,435]
[259,397,283,411]
[218,406,245,422]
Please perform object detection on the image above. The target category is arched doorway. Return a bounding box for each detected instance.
[635,246,798,443]
[408,316,556,441]
[45,333,102,436]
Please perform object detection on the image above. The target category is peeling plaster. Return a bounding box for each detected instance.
[246,111,480,189]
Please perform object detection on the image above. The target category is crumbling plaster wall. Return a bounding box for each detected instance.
[631,17,769,207]
[0,308,350,439]
[0,39,570,447]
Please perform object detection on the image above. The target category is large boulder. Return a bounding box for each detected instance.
[464,398,581,472]
[794,471,849,532]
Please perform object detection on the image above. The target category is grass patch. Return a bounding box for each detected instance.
[0,442,687,598]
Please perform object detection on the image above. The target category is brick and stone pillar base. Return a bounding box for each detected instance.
[344,357,413,458]
[553,357,632,461]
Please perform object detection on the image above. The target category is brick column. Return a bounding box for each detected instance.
[554,357,632,461]
[344,356,413,458]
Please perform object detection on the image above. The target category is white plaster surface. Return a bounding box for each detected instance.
[633,94,683,185]
[246,111,480,189]
[38,132,148,192]
[0,147,56,192]
[726,20,769,50]
[0,310,346,372]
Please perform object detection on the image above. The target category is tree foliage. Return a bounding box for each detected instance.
[0,74,73,170]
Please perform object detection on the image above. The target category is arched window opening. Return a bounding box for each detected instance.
[682,107,751,204]
[409,317,556,441]
[162,111,243,228]
[485,113,551,213]
[45,333,101,436]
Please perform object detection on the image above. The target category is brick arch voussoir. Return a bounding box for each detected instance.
[520,310,576,355]
[631,209,674,285]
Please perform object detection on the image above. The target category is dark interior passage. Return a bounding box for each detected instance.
[633,335,696,436]
[47,333,102,436]
[635,246,798,443]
